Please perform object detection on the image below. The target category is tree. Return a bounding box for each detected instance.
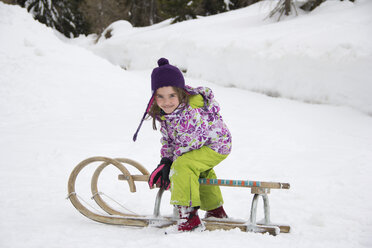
[300,0,355,12]
[23,0,87,37]
[268,0,357,22]
[299,0,326,11]
[267,0,297,21]
[198,0,228,15]
[157,0,201,24]
[228,0,262,10]
[125,0,160,26]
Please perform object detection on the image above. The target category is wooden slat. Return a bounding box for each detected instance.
[118,174,290,190]
[118,174,149,181]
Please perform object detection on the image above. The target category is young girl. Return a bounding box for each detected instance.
[133,58,232,232]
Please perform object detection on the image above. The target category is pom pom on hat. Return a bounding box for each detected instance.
[157,58,169,66]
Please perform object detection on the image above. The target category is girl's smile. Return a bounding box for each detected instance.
[155,86,180,114]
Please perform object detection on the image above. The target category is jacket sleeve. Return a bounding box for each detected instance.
[159,124,174,159]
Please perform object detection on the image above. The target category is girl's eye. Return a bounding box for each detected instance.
[170,94,176,98]
[156,95,163,99]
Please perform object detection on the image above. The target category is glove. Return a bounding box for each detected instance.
[148,157,172,190]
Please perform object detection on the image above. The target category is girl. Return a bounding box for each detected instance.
[133,58,232,232]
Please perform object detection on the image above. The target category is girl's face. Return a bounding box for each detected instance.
[155,86,180,114]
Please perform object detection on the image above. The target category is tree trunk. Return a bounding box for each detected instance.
[285,0,291,15]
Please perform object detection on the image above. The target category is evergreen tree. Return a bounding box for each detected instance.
[199,0,227,16]
[24,0,87,37]
[300,0,326,11]
[228,0,261,10]
[300,0,355,12]
[157,0,201,24]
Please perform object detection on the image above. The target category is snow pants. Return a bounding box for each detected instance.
[169,146,228,211]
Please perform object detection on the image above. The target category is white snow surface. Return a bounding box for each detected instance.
[1,1,372,248]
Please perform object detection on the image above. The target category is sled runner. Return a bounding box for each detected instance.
[67,156,291,235]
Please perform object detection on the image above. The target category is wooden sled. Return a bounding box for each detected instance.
[67,156,291,236]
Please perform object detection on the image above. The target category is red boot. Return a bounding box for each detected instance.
[205,206,228,219]
[177,206,203,232]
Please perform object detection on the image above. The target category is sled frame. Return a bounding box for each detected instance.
[67,156,290,236]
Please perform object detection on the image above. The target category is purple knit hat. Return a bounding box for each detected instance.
[133,58,185,141]
[151,58,185,94]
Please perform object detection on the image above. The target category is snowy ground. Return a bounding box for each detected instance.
[1,1,372,248]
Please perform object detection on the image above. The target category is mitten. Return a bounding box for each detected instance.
[148,157,172,190]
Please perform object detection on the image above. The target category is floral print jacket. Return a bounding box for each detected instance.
[158,85,232,161]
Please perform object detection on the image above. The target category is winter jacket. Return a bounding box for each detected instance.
[158,85,232,161]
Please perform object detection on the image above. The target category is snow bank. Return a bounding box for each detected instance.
[0,3,137,124]
[75,0,372,115]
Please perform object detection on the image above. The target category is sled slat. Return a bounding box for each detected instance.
[118,174,290,190]
[118,174,149,181]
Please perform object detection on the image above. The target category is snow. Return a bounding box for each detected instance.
[0,1,372,248]
[71,0,372,116]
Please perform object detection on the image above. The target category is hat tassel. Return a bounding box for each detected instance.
[133,94,155,141]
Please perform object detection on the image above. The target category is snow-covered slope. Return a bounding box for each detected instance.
[72,0,372,115]
[1,2,372,248]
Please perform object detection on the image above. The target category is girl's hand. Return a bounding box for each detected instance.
[148,158,172,190]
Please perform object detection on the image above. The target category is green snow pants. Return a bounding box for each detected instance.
[169,146,228,211]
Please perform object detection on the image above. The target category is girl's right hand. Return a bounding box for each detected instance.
[148,158,172,190]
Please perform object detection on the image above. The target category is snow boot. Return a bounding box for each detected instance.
[177,206,204,232]
[204,206,228,219]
